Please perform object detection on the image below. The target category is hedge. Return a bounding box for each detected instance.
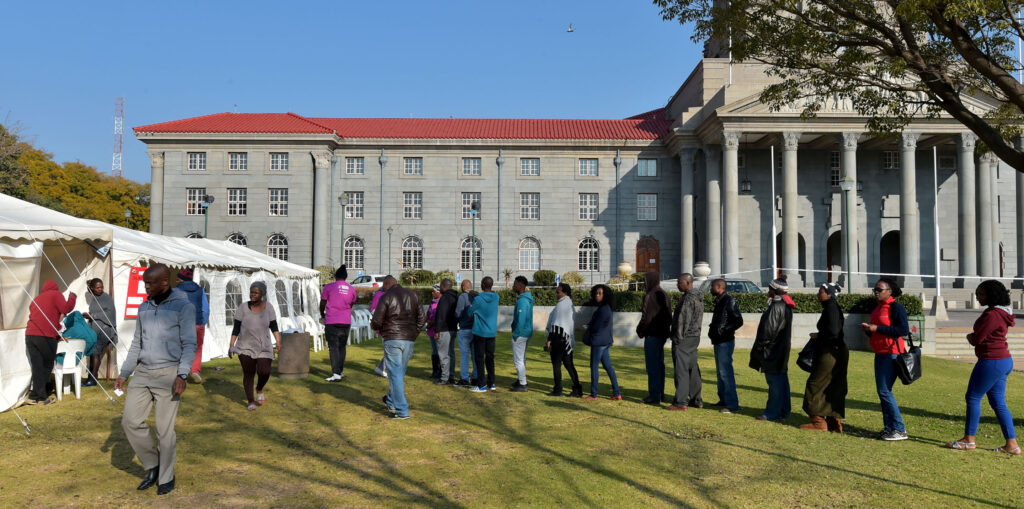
[533,270,556,287]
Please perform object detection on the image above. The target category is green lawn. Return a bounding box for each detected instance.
[3,332,1022,508]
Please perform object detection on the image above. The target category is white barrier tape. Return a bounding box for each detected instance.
[776,267,1024,282]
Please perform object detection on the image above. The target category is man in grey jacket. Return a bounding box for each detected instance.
[669,273,704,411]
[114,264,197,496]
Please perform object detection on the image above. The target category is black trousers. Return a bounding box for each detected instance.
[324,324,351,375]
[239,354,272,404]
[549,334,580,392]
[25,335,57,401]
[472,335,495,387]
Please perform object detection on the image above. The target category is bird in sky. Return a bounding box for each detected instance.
[567,23,574,33]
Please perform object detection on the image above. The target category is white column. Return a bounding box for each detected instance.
[977,153,996,277]
[900,132,922,287]
[991,156,1001,275]
[148,152,164,234]
[840,132,864,289]
[679,149,697,273]
[312,150,332,268]
[704,146,722,274]
[781,131,802,286]
[722,131,741,276]
[958,133,978,278]
[1016,137,1024,279]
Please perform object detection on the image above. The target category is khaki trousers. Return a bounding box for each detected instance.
[121,365,180,485]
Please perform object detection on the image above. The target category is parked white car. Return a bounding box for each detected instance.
[350,274,388,289]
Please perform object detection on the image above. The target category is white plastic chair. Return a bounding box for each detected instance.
[353,309,373,344]
[53,339,86,401]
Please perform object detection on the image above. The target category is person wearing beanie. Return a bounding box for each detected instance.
[175,268,209,384]
[801,282,849,432]
[860,277,910,441]
[320,265,357,382]
[708,278,744,413]
[750,275,794,421]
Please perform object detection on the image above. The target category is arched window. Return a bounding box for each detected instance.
[224,279,243,326]
[186,232,203,239]
[402,236,423,269]
[461,237,481,270]
[519,237,540,271]
[578,238,600,272]
[275,280,289,317]
[267,233,288,260]
[227,232,247,246]
[344,236,364,269]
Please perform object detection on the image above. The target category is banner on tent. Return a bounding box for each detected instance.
[124,266,147,318]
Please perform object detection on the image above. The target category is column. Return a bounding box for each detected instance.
[311,150,332,268]
[781,131,802,286]
[840,132,864,288]
[722,131,741,276]
[991,156,1001,273]
[678,148,697,273]
[977,153,996,276]
[1016,137,1024,280]
[900,132,922,287]
[148,152,164,234]
[703,146,722,274]
[958,132,978,278]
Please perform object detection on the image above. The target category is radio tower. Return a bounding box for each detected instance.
[111,97,124,177]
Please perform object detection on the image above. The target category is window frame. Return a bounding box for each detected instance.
[346,156,365,175]
[578,238,600,272]
[578,158,599,177]
[186,187,206,216]
[402,236,424,269]
[461,192,481,220]
[187,152,207,171]
[403,192,423,219]
[345,191,364,219]
[269,152,289,171]
[637,193,658,221]
[520,192,540,220]
[344,236,365,269]
[227,232,247,246]
[460,237,482,271]
[578,193,598,220]
[520,157,540,176]
[462,157,482,176]
[227,187,247,216]
[228,152,248,171]
[637,158,658,177]
[404,157,424,176]
[268,188,289,217]
[518,237,540,271]
[267,233,289,260]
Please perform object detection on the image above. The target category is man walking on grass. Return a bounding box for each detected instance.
[371,276,426,419]
[709,278,744,414]
[510,276,534,392]
[468,276,499,393]
[668,273,703,411]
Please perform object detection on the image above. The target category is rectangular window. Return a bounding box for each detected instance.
[638,158,657,177]
[462,157,482,176]
[882,151,900,170]
[579,158,599,176]
[461,192,481,219]
[520,192,540,220]
[346,157,365,175]
[270,152,289,171]
[404,157,423,175]
[579,193,598,220]
[227,188,247,216]
[637,193,657,221]
[830,151,841,188]
[187,152,206,171]
[403,192,422,219]
[228,152,248,171]
[345,191,364,219]
[520,158,540,176]
[269,188,289,216]
[185,188,206,215]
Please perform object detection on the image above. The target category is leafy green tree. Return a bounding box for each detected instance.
[655,0,1024,172]
[0,123,29,198]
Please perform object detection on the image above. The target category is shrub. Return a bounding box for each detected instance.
[315,265,334,285]
[533,270,556,287]
[562,271,585,286]
[399,269,435,287]
[435,270,456,285]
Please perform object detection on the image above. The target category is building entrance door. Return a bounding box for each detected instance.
[636,237,660,274]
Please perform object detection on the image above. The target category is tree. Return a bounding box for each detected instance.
[655,0,1024,172]
[0,123,29,198]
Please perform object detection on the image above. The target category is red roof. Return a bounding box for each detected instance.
[134,111,671,140]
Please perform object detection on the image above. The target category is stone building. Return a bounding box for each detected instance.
[135,60,1022,289]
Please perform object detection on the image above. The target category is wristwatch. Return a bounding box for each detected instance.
[178,374,188,380]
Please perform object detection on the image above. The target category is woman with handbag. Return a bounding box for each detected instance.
[945,280,1020,455]
[800,282,848,432]
[859,277,909,441]
[582,285,621,401]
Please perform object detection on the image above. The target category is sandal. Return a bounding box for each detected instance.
[993,446,1022,455]
[256,392,265,406]
[945,440,976,450]
[247,403,258,411]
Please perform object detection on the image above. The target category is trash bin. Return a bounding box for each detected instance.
[277,332,311,379]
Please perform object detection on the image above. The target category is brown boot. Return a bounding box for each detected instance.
[826,416,843,433]
[799,415,828,431]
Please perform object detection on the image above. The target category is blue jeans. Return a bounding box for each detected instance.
[644,336,666,401]
[714,341,739,409]
[966,357,1016,438]
[874,353,906,432]
[763,372,791,420]
[457,329,476,382]
[383,340,415,417]
[590,345,621,397]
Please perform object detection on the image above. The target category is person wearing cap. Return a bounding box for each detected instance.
[860,276,910,441]
[320,265,357,382]
[175,268,209,383]
[228,281,280,411]
[426,284,442,380]
[801,282,849,432]
[750,275,795,421]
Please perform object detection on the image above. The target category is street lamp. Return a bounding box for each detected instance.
[471,201,480,284]
[124,207,131,228]
[386,226,393,275]
[588,227,596,287]
[201,195,215,238]
[339,193,350,268]
[839,178,856,288]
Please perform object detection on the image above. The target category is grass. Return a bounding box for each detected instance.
[2,332,1023,508]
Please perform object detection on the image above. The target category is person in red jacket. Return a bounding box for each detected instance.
[859,277,909,441]
[945,280,1020,455]
[24,280,77,405]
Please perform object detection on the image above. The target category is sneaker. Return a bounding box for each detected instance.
[667,405,688,411]
[608,395,622,401]
[246,403,257,411]
[510,384,529,393]
[25,397,54,406]
[720,408,735,414]
[583,396,600,401]
[391,414,410,420]
[711,401,726,407]
[489,385,497,392]
[455,379,471,387]
[690,402,704,409]
[82,378,98,387]
[374,365,388,378]
[468,386,488,393]
[189,372,203,384]
[325,374,342,382]
[382,396,396,413]
[881,430,909,441]
[256,392,266,405]
[546,390,564,397]
[433,379,447,385]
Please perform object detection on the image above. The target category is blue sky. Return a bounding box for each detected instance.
[1,1,701,183]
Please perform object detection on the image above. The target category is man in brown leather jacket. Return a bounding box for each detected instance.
[371,276,426,419]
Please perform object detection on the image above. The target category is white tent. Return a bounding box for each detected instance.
[0,194,321,412]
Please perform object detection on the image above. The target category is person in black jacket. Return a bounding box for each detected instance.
[669,273,704,411]
[433,279,459,385]
[708,278,743,413]
[583,285,621,401]
[750,277,794,421]
[801,282,849,432]
[637,271,672,405]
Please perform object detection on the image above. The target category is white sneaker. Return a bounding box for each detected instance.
[325,374,342,382]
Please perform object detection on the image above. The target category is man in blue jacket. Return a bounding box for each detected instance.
[510,276,534,392]
[175,268,209,383]
[468,276,499,393]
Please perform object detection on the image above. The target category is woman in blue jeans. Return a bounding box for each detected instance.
[859,277,910,441]
[945,280,1020,455]
[583,285,621,401]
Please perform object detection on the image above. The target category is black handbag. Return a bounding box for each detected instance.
[796,340,815,373]
[894,332,922,385]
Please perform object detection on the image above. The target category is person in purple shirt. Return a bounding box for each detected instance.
[320,266,357,382]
